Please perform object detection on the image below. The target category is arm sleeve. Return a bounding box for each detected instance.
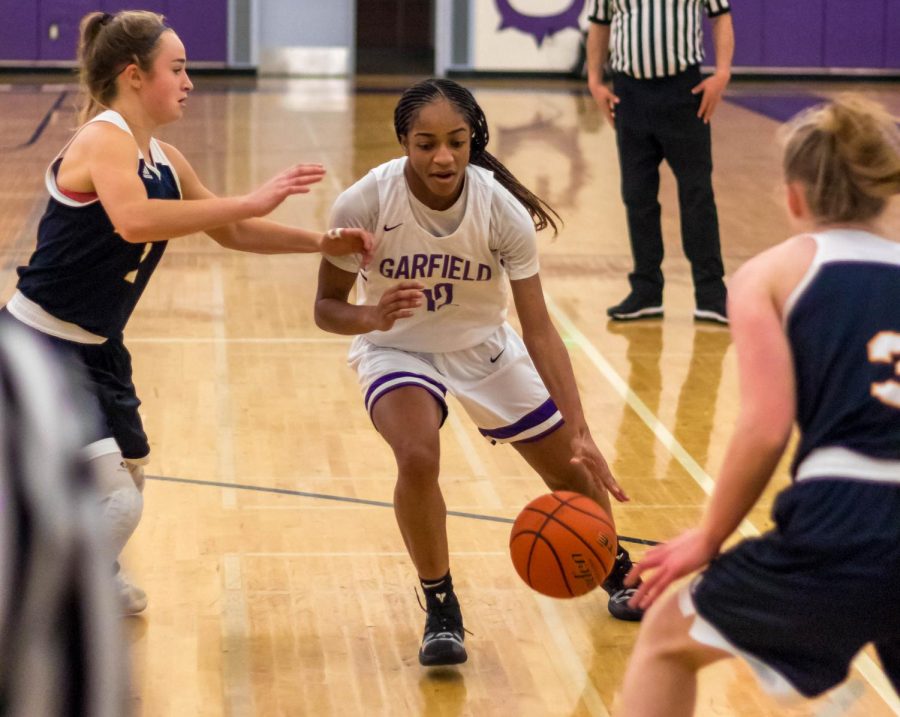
[325,172,380,273]
[587,0,612,24]
[706,0,731,17]
[490,184,540,281]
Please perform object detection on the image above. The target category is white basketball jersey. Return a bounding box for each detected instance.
[359,158,511,353]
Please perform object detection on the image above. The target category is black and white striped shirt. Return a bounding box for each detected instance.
[588,0,731,79]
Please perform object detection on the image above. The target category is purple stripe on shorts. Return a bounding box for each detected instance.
[364,371,447,407]
[367,380,449,427]
[478,398,559,441]
[516,417,565,444]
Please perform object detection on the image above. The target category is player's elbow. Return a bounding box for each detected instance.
[116,224,153,244]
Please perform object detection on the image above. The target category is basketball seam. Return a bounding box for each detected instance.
[522,509,615,576]
[524,504,615,534]
[521,530,576,598]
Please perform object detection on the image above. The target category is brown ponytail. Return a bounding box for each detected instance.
[782,94,900,224]
[76,10,169,124]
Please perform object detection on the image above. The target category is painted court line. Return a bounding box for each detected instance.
[145,474,658,547]
[211,265,238,508]
[126,336,351,344]
[545,294,900,717]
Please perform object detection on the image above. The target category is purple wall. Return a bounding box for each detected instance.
[886,1,900,68]
[0,2,38,60]
[824,0,886,68]
[2,1,227,63]
[39,0,96,62]
[701,0,897,71]
[764,0,825,68]
[165,2,228,63]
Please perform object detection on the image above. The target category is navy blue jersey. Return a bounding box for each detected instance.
[16,110,181,339]
[786,230,900,475]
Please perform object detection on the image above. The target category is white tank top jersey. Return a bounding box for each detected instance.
[326,157,540,353]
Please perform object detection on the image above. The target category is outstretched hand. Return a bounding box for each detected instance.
[369,281,424,331]
[624,528,720,610]
[320,228,376,268]
[570,430,629,503]
[245,163,326,216]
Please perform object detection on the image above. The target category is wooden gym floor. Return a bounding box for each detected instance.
[1,74,898,716]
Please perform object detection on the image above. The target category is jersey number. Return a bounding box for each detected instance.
[423,283,454,312]
[868,331,900,408]
[124,244,153,284]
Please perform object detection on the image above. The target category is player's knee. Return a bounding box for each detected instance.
[83,440,144,552]
[101,485,144,545]
[394,445,440,484]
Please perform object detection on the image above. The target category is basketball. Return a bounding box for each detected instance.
[509,491,617,599]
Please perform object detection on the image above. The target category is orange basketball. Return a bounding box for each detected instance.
[509,491,617,599]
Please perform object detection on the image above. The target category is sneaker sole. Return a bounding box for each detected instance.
[607,306,664,321]
[693,309,729,325]
[419,648,468,666]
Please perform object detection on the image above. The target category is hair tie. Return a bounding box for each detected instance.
[99,12,114,26]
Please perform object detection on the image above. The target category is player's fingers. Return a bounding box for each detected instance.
[287,163,325,174]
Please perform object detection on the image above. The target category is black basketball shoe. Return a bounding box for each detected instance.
[607,292,664,321]
[602,546,644,622]
[418,578,467,666]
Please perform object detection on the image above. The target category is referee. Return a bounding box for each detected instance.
[587,0,734,324]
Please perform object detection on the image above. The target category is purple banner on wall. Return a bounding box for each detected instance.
[495,0,582,47]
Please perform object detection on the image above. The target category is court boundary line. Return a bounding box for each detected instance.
[144,474,659,546]
[545,294,900,717]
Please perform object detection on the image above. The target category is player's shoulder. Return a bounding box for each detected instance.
[488,180,534,234]
[731,234,817,307]
[69,116,135,154]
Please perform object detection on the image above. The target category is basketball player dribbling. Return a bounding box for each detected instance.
[314,78,644,668]
[617,95,900,715]
[2,10,373,616]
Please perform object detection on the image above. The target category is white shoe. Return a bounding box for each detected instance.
[115,570,148,615]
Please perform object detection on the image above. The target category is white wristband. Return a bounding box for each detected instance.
[326,228,343,239]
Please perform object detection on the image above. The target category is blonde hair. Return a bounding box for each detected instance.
[781,94,900,224]
[76,10,170,124]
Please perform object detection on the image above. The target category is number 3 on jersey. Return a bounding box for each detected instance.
[868,331,900,408]
[124,243,153,284]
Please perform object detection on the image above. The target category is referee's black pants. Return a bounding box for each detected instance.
[612,65,725,307]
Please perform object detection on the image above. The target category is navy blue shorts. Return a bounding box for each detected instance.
[689,478,900,699]
[1,312,149,460]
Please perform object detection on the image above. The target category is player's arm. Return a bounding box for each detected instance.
[697,255,795,543]
[158,142,374,260]
[313,260,423,335]
[626,248,799,608]
[511,275,627,502]
[84,124,324,244]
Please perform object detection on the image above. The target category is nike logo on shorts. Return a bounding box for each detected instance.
[490,348,505,363]
[384,223,403,232]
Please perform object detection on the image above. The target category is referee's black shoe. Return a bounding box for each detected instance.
[418,588,467,666]
[602,546,644,622]
[607,292,664,321]
[694,297,729,325]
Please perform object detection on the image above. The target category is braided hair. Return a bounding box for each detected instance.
[394,78,561,235]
